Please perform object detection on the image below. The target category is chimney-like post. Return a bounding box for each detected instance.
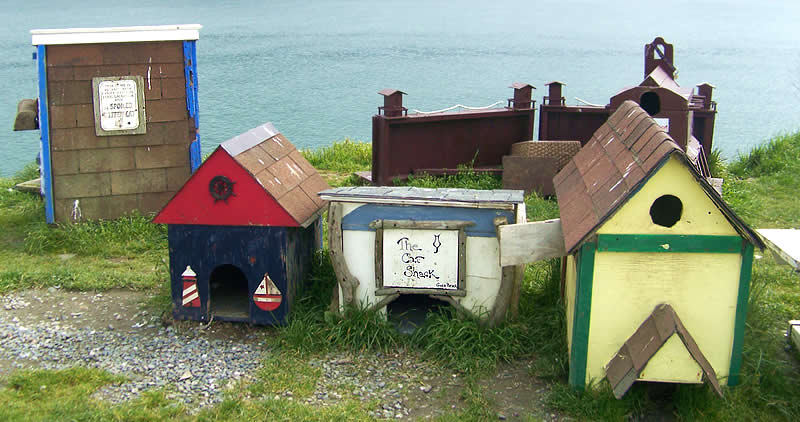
[545,81,565,106]
[696,83,715,109]
[509,83,534,110]
[378,89,406,117]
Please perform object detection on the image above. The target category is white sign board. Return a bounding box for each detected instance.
[382,229,459,290]
[92,76,147,136]
[98,79,140,131]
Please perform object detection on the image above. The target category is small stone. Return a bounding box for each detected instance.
[420,384,432,393]
[179,370,193,381]
[497,412,507,420]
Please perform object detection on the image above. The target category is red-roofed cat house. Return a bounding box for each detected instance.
[154,122,329,325]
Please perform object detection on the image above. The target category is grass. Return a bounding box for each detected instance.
[0,367,186,421]
[0,167,169,294]
[1,134,800,420]
[301,137,372,175]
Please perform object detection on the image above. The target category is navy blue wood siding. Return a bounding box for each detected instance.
[167,223,318,325]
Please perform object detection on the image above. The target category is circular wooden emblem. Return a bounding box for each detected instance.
[209,175,235,202]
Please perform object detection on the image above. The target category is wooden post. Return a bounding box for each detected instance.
[327,202,361,309]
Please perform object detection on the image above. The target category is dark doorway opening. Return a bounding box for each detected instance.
[640,91,661,116]
[387,294,449,334]
[209,264,249,320]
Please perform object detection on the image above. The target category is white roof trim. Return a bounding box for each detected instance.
[31,24,201,45]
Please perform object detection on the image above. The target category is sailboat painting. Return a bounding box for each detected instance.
[253,274,282,312]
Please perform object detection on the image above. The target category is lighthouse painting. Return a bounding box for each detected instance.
[181,266,200,308]
[253,274,282,312]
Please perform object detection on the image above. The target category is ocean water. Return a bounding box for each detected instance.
[1,0,798,177]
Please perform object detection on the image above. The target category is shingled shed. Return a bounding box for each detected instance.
[554,101,763,395]
[153,123,329,325]
[29,25,203,223]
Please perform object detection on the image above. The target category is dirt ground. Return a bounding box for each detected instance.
[0,288,560,420]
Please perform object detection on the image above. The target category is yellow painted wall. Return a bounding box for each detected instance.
[585,251,742,386]
[564,254,577,354]
[639,334,703,383]
[598,156,738,237]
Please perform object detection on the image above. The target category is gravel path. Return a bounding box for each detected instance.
[0,289,554,420]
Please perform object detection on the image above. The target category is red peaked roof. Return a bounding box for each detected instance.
[154,123,329,227]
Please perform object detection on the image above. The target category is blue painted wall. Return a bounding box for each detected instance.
[167,222,317,325]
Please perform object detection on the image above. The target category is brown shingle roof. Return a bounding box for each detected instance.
[221,123,329,226]
[553,100,763,253]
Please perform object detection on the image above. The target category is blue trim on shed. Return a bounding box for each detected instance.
[183,40,201,172]
[183,40,199,125]
[341,204,513,237]
[36,45,55,224]
[190,134,202,172]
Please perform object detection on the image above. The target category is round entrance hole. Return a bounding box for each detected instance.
[649,195,682,227]
[640,91,661,116]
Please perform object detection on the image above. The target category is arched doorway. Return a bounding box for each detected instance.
[208,264,250,320]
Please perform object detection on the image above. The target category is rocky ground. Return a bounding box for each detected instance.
[0,288,558,420]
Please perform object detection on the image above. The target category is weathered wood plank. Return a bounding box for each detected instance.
[758,229,800,271]
[789,321,800,352]
[375,287,466,297]
[368,219,475,230]
[327,202,360,308]
[510,202,526,319]
[498,218,566,267]
[14,178,41,193]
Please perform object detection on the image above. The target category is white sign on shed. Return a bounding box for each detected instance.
[382,229,459,290]
[92,75,147,136]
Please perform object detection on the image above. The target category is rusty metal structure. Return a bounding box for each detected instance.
[371,84,536,185]
[369,37,716,186]
[539,37,717,176]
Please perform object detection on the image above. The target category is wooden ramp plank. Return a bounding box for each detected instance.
[14,178,41,193]
[498,218,566,267]
[757,229,800,271]
[789,321,800,352]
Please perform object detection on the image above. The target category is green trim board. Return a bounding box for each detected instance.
[597,234,743,254]
[728,242,754,386]
[569,241,596,389]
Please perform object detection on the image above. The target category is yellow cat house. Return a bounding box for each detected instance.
[553,101,764,397]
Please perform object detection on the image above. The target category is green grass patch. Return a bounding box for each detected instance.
[0,367,187,421]
[24,212,167,258]
[248,354,321,400]
[0,165,169,293]
[398,167,503,190]
[300,138,372,174]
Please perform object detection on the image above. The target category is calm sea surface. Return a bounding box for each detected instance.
[1,0,798,177]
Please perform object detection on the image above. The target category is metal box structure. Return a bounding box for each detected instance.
[371,84,536,185]
[554,101,763,395]
[154,123,329,325]
[539,37,717,174]
[30,25,202,223]
[320,187,526,327]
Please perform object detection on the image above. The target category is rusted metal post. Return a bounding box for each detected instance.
[509,83,535,110]
[545,81,565,106]
[696,83,715,109]
[378,89,406,117]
